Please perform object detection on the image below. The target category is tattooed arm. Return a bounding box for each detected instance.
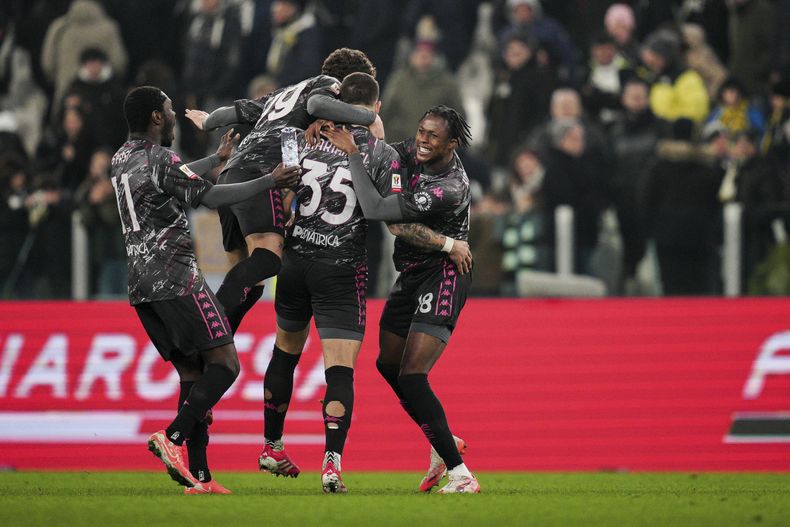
[387,223,472,274]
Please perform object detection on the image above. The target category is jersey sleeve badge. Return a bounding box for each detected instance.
[179,164,199,180]
[391,173,402,193]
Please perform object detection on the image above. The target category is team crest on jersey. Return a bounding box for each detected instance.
[413,191,432,211]
[179,164,199,180]
[391,173,402,193]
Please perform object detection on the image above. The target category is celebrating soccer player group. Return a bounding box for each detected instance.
[110,48,479,495]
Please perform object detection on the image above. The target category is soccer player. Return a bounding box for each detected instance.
[259,74,472,493]
[323,105,480,494]
[184,48,379,333]
[113,86,300,493]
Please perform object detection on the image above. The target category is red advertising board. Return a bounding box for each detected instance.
[1,299,789,472]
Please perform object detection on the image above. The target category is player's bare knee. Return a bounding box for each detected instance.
[325,400,346,417]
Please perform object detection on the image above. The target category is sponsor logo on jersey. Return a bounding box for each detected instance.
[293,225,341,248]
[413,191,432,212]
[179,164,199,180]
[392,173,402,193]
[126,242,149,257]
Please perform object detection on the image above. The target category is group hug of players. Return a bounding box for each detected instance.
[110,48,480,495]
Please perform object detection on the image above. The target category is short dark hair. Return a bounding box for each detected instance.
[124,86,166,134]
[421,105,472,148]
[622,75,649,91]
[340,72,379,106]
[321,48,376,81]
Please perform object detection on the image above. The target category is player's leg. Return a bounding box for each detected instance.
[259,249,310,477]
[310,260,367,493]
[376,274,421,424]
[398,263,478,493]
[215,166,285,330]
[216,201,263,333]
[144,289,239,488]
[170,356,232,495]
[135,302,201,487]
[319,338,361,494]
[257,323,307,477]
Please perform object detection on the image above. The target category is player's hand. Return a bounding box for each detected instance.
[369,114,385,140]
[215,128,240,161]
[305,119,334,146]
[322,126,358,155]
[185,109,209,130]
[271,163,302,188]
[449,239,473,275]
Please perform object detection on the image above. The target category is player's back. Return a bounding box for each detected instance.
[226,75,341,172]
[287,126,399,267]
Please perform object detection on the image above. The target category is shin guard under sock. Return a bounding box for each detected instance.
[376,360,419,424]
[397,373,463,469]
[322,366,354,455]
[263,346,300,441]
[166,364,237,445]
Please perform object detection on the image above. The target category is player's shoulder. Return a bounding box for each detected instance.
[306,74,341,96]
[356,130,398,163]
[149,144,182,167]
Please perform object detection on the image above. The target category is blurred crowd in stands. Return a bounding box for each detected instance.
[1,0,789,299]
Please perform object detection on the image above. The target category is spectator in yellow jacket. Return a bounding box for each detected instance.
[640,30,710,123]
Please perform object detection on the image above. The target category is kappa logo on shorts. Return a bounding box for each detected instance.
[413,191,432,212]
[179,164,199,180]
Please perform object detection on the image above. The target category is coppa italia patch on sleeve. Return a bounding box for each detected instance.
[330,82,341,95]
[179,164,199,180]
[391,173,402,193]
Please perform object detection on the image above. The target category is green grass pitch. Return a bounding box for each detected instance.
[1,471,789,526]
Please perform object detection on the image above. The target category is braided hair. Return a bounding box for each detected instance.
[421,105,472,148]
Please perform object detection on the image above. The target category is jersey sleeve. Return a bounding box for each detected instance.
[367,141,403,197]
[234,98,265,125]
[399,177,466,222]
[154,150,213,209]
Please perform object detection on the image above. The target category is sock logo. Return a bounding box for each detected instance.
[169,431,181,441]
[198,470,205,482]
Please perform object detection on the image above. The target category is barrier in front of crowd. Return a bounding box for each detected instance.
[1,298,788,472]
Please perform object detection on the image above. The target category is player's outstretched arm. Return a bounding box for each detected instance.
[185,106,239,131]
[322,126,403,221]
[307,95,375,126]
[387,223,472,274]
[199,164,301,209]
